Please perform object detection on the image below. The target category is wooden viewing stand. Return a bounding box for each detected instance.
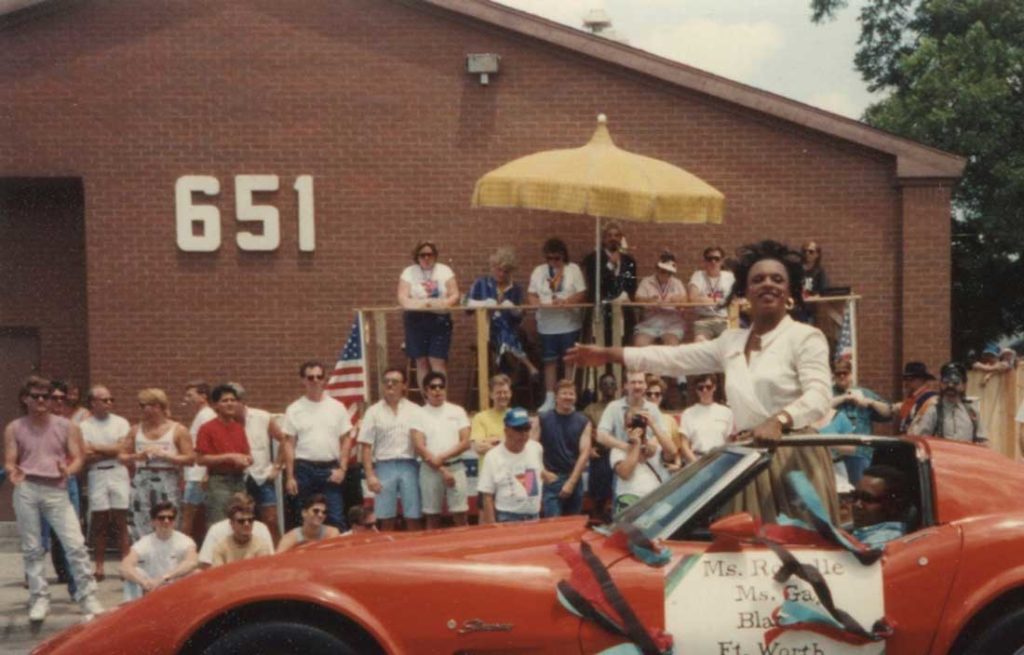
[355,294,861,410]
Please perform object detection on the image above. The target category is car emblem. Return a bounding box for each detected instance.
[448,618,514,634]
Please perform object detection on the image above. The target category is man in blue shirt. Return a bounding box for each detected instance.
[851,465,908,548]
[830,360,892,483]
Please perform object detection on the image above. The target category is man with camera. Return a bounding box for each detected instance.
[597,371,677,511]
[908,362,986,444]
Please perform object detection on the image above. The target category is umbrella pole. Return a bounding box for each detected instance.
[593,216,602,343]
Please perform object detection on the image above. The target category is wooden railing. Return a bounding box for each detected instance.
[355,293,862,408]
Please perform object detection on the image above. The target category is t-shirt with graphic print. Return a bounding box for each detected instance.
[477,440,544,515]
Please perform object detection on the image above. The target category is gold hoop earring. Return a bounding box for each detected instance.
[785,297,795,311]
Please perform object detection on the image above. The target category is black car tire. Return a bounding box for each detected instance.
[960,606,1024,655]
[204,621,361,655]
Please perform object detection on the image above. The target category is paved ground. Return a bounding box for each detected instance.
[0,551,125,655]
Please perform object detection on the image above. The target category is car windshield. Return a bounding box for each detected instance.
[614,447,766,543]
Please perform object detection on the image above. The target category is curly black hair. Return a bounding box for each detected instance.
[726,240,805,310]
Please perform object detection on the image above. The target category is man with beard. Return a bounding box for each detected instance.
[583,221,638,346]
[909,362,986,444]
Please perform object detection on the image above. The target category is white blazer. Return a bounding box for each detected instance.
[623,315,831,431]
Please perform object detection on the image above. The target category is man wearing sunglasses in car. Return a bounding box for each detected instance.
[851,465,910,548]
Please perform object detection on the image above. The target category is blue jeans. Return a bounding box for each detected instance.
[373,459,421,520]
[42,476,80,598]
[15,480,95,604]
[496,510,539,523]
[293,461,347,530]
[542,473,583,517]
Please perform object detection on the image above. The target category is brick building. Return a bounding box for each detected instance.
[2,0,963,428]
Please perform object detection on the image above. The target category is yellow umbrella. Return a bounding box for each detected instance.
[472,114,724,310]
[471,114,724,224]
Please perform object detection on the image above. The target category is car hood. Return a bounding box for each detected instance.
[291,515,596,561]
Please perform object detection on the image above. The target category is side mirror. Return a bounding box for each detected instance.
[709,512,759,542]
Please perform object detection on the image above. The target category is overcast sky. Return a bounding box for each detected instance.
[495,0,878,120]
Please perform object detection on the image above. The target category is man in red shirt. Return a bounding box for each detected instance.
[196,384,252,524]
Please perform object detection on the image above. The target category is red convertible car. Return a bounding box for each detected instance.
[32,435,1024,655]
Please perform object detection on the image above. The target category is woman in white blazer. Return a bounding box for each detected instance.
[567,240,838,522]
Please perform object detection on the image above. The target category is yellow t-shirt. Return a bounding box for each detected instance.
[470,408,507,446]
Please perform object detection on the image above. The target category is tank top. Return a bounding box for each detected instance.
[295,525,324,543]
[135,422,180,469]
[12,415,71,487]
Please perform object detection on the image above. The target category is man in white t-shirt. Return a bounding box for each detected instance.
[478,407,549,523]
[358,367,423,532]
[687,245,736,342]
[122,501,197,601]
[528,238,588,413]
[599,371,677,511]
[412,371,471,530]
[181,381,216,539]
[197,493,274,568]
[80,385,131,581]
[282,360,353,531]
[679,374,734,461]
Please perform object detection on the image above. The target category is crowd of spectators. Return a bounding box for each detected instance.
[2,234,1013,622]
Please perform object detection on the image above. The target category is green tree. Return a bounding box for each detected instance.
[812,0,1024,356]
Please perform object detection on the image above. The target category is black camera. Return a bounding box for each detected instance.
[628,414,647,430]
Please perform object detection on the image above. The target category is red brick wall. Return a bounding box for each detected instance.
[900,184,953,374]
[0,0,950,416]
[0,179,89,389]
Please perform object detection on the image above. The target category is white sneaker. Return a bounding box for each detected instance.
[28,596,49,622]
[79,594,105,621]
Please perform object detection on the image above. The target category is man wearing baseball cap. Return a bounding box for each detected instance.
[477,408,551,523]
[909,362,986,443]
[895,361,938,434]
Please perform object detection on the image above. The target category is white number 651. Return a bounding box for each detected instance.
[175,174,315,252]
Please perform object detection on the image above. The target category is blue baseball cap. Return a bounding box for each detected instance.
[504,407,531,429]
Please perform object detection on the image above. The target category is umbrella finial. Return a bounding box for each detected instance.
[590,114,613,146]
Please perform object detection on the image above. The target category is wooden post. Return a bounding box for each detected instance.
[372,310,388,400]
[611,302,624,382]
[727,299,740,329]
[476,307,491,412]
[358,310,372,403]
[848,298,859,385]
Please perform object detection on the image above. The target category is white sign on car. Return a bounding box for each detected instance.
[665,549,885,654]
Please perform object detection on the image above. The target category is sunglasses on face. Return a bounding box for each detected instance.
[154,515,176,523]
[306,374,325,381]
[696,384,714,391]
[851,490,885,505]
[417,251,436,258]
[383,378,404,386]
[28,392,51,401]
[427,383,446,390]
[232,517,256,525]
[705,256,722,263]
[645,391,662,398]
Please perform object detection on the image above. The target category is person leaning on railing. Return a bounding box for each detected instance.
[397,240,461,387]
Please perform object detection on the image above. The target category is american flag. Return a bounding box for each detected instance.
[834,303,853,363]
[326,313,368,419]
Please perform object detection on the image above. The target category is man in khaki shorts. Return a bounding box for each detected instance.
[687,245,736,341]
[412,371,471,529]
